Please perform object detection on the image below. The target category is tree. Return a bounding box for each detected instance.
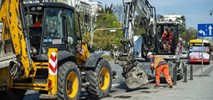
[93,13,122,51]
[74,12,91,38]
[134,16,145,36]
[83,5,122,51]
[98,4,114,14]
[180,27,197,43]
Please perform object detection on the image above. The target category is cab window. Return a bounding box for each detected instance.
[43,8,64,45]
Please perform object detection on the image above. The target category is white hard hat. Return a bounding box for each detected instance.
[147,52,153,56]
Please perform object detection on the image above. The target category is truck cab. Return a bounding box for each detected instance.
[156,23,179,55]
[155,15,185,60]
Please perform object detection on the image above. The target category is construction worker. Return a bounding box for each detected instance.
[161,26,173,52]
[147,52,173,88]
[32,15,43,27]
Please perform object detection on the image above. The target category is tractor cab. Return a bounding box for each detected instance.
[23,2,78,60]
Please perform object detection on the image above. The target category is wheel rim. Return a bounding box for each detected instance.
[66,71,79,98]
[99,67,110,91]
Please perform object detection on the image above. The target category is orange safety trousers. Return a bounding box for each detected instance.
[155,64,173,85]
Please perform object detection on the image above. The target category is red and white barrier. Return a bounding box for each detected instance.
[49,52,58,75]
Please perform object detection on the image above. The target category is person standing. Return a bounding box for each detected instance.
[147,52,173,88]
[161,26,173,52]
[33,15,43,27]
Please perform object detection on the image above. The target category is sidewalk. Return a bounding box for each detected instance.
[148,76,213,100]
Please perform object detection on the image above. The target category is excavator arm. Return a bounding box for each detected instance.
[0,0,33,78]
[117,0,156,89]
[121,0,155,55]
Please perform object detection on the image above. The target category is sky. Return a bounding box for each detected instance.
[95,0,213,29]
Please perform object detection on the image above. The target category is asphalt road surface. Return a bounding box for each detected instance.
[102,60,213,100]
[24,60,213,100]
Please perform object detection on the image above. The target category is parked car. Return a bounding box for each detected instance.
[181,51,188,59]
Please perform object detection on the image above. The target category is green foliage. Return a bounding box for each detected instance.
[93,13,122,51]
[134,16,145,36]
[96,14,120,28]
[113,5,144,36]
[82,5,123,51]
[98,4,114,14]
[180,27,197,43]
[74,12,90,38]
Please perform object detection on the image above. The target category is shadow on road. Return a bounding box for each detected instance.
[23,93,40,100]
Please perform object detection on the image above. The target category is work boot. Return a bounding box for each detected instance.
[169,84,173,88]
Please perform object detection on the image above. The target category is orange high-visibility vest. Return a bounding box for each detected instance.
[162,31,173,43]
[33,20,42,27]
[152,55,166,69]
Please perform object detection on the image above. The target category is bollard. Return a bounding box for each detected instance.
[173,62,178,85]
[183,65,187,82]
[189,65,193,80]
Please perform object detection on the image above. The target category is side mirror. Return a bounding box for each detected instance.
[67,37,74,45]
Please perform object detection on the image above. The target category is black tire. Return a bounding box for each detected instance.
[85,59,112,99]
[0,89,26,100]
[57,61,81,100]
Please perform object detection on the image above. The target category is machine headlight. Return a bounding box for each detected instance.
[31,7,36,11]
[37,6,42,11]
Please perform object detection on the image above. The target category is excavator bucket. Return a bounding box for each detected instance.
[124,66,149,89]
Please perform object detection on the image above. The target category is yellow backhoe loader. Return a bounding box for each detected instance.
[0,0,112,99]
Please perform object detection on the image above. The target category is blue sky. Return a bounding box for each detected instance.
[95,0,213,29]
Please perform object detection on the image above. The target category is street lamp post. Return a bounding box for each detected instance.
[90,28,123,48]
